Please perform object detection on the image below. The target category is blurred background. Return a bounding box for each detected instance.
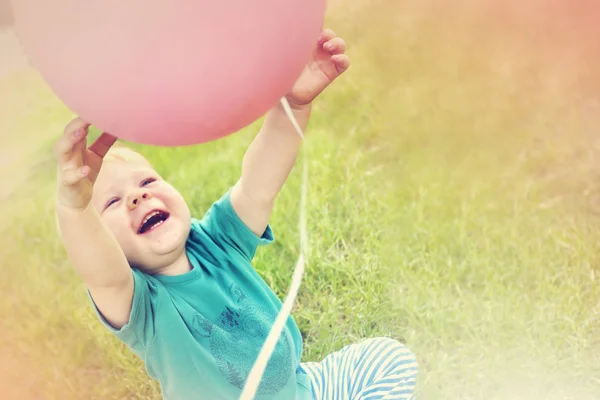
[1,0,599,399]
[0,0,12,26]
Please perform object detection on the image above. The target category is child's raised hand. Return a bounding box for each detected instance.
[54,118,117,210]
[285,29,350,108]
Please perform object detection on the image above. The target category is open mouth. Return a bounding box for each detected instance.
[138,210,170,234]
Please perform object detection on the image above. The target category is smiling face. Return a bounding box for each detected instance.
[91,147,191,273]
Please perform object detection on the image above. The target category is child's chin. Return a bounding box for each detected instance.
[149,232,187,257]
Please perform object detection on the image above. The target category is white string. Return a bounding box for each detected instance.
[239,97,308,400]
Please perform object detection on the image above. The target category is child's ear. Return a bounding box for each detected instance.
[192,313,213,338]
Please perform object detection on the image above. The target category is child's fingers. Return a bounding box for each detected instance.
[63,117,90,136]
[332,54,350,74]
[317,29,336,46]
[323,37,346,55]
[55,118,90,162]
[60,165,90,187]
[54,125,89,166]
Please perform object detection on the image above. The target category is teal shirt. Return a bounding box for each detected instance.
[90,190,313,399]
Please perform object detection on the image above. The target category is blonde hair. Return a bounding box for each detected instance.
[104,144,152,166]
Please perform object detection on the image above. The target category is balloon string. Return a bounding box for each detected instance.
[239,97,308,400]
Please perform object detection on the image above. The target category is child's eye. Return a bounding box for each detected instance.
[141,177,156,187]
[105,197,120,210]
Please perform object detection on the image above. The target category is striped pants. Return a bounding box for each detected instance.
[300,337,418,400]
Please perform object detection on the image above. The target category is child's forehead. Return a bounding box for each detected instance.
[96,155,158,188]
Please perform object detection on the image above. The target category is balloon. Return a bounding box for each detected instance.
[11,0,325,146]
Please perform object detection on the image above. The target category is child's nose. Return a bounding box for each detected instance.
[127,191,152,210]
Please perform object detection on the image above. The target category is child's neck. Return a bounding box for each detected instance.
[160,252,193,276]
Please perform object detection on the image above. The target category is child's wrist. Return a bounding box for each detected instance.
[55,198,92,215]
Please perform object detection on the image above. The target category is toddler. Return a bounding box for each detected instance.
[54,30,418,399]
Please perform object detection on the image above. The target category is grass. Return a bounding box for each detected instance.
[1,1,600,399]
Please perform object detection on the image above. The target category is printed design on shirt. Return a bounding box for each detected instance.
[192,284,293,395]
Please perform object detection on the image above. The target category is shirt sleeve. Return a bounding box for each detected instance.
[192,188,274,262]
[88,268,156,350]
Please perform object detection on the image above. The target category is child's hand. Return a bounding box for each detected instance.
[285,29,350,108]
[54,118,117,210]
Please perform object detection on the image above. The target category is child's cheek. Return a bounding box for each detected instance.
[104,213,129,240]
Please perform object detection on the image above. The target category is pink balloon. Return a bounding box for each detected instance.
[11,0,325,146]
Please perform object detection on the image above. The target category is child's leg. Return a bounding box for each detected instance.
[300,337,418,400]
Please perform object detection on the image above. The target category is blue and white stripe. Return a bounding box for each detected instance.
[300,337,418,400]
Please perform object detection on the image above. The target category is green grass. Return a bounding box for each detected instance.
[2,1,600,399]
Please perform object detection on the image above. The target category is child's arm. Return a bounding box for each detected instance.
[55,118,133,329]
[230,104,308,236]
[231,29,350,236]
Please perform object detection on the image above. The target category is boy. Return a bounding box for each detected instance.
[55,30,418,399]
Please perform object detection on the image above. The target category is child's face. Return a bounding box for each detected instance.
[91,148,191,273]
